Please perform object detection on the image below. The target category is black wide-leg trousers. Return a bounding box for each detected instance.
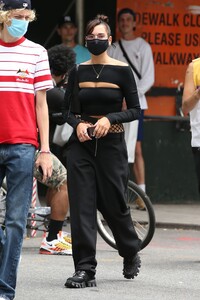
[66,132,141,275]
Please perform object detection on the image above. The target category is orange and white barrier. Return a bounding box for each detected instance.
[30,177,37,237]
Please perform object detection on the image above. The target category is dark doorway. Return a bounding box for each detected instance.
[26,0,117,48]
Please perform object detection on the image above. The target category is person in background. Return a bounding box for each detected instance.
[64,14,141,289]
[0,0,53,299]
[108,8,155,209]
[57,15,91,64]
[182,57,200,193]
[36,44,76,255]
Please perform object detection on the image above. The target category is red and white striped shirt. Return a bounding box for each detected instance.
[0,37,53,147]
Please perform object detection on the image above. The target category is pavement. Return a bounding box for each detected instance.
[17,203,200,300]
[23,203,200,245]
[21,203,200,251]
[153,203,200,230]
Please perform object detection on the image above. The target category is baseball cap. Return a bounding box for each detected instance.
[117,8,136,21]
[0,0,31,10]
[57,15,76,28]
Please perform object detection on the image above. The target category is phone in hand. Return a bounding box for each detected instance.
[87,126,95,138]
[38,166,43,175]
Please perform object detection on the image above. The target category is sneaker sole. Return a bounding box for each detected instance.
[39,249,72,255]
[65,279,97,288]
[123,254,141,279]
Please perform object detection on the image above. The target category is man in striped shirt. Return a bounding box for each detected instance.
[0,1,53,299]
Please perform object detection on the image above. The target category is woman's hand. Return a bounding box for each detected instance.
[94,117,111,138]
[76,122,92,142]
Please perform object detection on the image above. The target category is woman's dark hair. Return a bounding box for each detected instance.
[85,14,111,37]
[47,44,76,76]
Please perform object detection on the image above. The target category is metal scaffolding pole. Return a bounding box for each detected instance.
[43,0,76,48]
[76,0,84,45]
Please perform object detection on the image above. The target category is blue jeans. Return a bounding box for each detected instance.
[0,144,35,300]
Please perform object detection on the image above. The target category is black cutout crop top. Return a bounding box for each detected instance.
[64,64,141,128]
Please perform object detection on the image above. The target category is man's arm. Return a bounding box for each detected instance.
[182,62,200,114]
[35,89,52,181]
[137,42,155,96]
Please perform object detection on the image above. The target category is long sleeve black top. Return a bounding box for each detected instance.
[64,64,141,128]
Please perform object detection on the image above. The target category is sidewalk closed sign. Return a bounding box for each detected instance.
[116,0,200,115]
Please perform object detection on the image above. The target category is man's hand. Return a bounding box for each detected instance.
[35,153,53,182]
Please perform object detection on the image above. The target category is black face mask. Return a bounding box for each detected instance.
[86,39,109,56]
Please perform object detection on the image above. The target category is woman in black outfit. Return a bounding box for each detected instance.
[64,14,141,288]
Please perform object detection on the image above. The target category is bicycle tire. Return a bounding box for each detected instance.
[97,180,156,250]
[0,185,7,226]
[0,184,51,232]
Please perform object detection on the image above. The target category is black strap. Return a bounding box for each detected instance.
[118,40,142,80]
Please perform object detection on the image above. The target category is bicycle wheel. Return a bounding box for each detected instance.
[0,182,51,232]
[0,186,6,226]
[97,180,156,250]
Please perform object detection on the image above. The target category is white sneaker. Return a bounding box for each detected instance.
[39,232,72,255]
[59,231,72,244]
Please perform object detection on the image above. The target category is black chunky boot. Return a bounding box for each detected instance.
[65,270,97,288]
[123,253,141,279]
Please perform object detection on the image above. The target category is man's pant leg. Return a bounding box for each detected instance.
[0,144,35,300]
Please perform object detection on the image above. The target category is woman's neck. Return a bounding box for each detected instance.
[90,52,110,64]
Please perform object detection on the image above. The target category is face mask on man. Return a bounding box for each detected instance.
[6,18,29,38]
[86,39,109,56]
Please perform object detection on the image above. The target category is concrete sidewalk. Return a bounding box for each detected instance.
[153,204,200,230]
[29,203,200,237]
[17,204,200,300]
[23,204,200,245]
